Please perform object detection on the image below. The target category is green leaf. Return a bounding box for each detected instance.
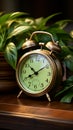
[57,33,72,42]
[34,17,47,30]
[47,27,66,34]
[7,21,19,34]
[67,75,73,82]
[63,75,73,86]
[16,39,25,50]
[35,13,61,30]
[55,76,73,97]
[9,12,28,19]
[58,40,73,59]
[0,26,7,51]
[4,42,17,69]
[54,19,72,29]
[0,12,27,26]
[46,26,73,43]
[0,12,3,16]
[61,45,71,55]
[24,18,34,25]
[64,54,73,71]
[0,13,11,25]
[34,33,51,43]
[0,35,5,51]
[35,17,43,25]
[44,13,61,22]
[55,84,73,98]
[60,91,73,103]
[7,25,31,39]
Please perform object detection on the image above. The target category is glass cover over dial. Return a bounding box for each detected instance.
[17,51,56,96]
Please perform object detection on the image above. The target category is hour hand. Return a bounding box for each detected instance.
[24,72,37,80]
[29,64,35,72]
[24,68,38,80]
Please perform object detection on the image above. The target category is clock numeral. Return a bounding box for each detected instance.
[48,72,51,76]
[34,85,37,89]
[46,79,48,83]
[43,59,45,63]
[28,82,31,87]
[30,59,33,63]
[22,69,26,74]
[36,59,40,62]
[40,83,44,87]
[46,65,49,69]
[25,64,29,68]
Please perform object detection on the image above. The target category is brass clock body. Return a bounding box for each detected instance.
[16,49,62,97]
[16,31,62,101]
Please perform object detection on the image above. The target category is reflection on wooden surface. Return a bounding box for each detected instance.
[0,92,73,130]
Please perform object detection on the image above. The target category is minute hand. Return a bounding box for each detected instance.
[24,65,47,80]
[36,65,47,73]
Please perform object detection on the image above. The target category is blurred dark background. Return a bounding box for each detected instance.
[0,0,73,21]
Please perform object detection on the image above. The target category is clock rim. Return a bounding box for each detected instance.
[16,49,58,97]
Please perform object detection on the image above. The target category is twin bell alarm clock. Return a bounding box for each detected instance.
[16,31,62,101]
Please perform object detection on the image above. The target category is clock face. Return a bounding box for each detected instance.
[16,51,56,96]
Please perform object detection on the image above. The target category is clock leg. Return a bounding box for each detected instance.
[46,93,51,102]
[17,90,23,98]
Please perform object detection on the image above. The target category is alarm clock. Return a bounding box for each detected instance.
[16,31,62,101]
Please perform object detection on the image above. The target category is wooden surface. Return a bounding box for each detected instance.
[0,92,73,130]
[0,53,17,92]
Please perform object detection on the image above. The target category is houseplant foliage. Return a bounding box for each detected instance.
[0,12,73,103]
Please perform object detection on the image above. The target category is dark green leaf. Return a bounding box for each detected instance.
[0,35,5,50]
[57,33,72,42]
[0,12,28,25]
[7,21,19,35]
[64,55,73,71]
[55,85,73,97]
[54,19,72,29]
[16,39,25,50]
[0,26,7,51]
[58,40,73,59]
[9,12,28,19]
[47,27,66,34]
[34,17,47,30]
[55,76,73,97]
[4,42,17,69]
[43,13,61,23]
[63,75,73,86]
[0,12,3,16]
[34,33,51,43]
[7,25,31,39]
[68,45,73,51]
[35,13,61,30]
[67,75,73,82]
[0,13,11,25]
[60,91,73,103]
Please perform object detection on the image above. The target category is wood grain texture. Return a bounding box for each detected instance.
[0,53,17,92]
[0,93,73,130]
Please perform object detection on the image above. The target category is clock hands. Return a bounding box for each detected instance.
[28,64,38,75]
[24,65,48,80]
[36,65,47,73]
[29,64,48,73]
